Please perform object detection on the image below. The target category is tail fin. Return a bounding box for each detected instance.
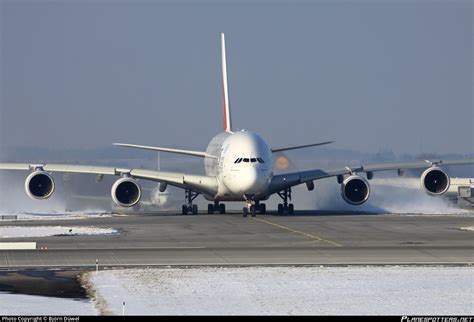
[221,33,232,133]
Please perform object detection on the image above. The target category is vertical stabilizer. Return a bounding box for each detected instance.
[221,33,232,133]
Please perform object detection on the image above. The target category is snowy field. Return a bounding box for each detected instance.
[0,266,472,315]
[0,226,119,238]
[0,292,98,315]
[85,266,474,315]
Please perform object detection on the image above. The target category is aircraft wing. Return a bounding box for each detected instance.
[0,163,218,197]
[268,158,474,194]
[113,143,217,159]
[271,141,333,153]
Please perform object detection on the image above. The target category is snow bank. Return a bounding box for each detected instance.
[0,226,119,238]
[87,266,474,315]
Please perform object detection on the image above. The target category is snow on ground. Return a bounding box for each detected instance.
[0,226,119,238]
[0,292,98,315]
[460,226,474,231]
[87,266,474,315]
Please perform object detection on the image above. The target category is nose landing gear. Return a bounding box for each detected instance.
[242,196,266,217]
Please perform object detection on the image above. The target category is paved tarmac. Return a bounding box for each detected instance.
[0,211,472,268]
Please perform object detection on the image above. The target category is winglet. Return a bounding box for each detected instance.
[221,33,232,133]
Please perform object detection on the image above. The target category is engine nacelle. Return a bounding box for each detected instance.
[159,182,167,193]
[420,167,450,196]
[25,171,55,200]
[111,177,141,207]
[341,175,370,205]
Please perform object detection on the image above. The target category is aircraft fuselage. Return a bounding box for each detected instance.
[204,131,273,201]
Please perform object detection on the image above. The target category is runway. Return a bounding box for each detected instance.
[0,211,473,268]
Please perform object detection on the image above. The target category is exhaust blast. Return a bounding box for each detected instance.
[311,176,466,214]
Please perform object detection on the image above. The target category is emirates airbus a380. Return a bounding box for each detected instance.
[1,33,473,217]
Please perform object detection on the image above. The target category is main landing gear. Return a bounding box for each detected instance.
[182,189,199,215]
[242,198,266,218]
[277,188,294,215]
[208,201,226,214]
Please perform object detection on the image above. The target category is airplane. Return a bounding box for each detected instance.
[1,33,473,217]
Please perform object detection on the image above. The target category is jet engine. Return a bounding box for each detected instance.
[420,167,450,196]
[25,171,55,200]
[341,175,370,205]
[111,177,141,207]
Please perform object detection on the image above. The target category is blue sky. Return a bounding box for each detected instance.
[1,0,472,154]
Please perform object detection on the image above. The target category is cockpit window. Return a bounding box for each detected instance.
[236,158,264,164]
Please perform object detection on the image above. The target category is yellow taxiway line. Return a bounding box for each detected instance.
[251,217,343,247]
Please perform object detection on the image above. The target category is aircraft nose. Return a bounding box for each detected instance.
[239,167,259,193]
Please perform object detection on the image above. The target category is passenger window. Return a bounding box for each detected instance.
[243,158,249,162]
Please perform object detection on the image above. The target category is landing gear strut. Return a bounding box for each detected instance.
[242,197,266,218]
[208,201,226,214]
[182,189,199,215]
[277,188,294,215]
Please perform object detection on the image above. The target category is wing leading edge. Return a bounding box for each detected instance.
[271,141,334,153]
[268,158,474,194]
[0,163,218,197]
[113,143,217,159]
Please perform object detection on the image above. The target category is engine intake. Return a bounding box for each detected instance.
[111,177,141,207]
[341,175,370,205]
[420,167,450,196]
[25,171,55,199]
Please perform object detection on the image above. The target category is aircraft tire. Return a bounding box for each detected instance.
[277,204,283,215]
[288,204,294,215]
[219,204,226,214]
[250,205,256,217]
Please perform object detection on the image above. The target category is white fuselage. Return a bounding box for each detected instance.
[204,131,273,201]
